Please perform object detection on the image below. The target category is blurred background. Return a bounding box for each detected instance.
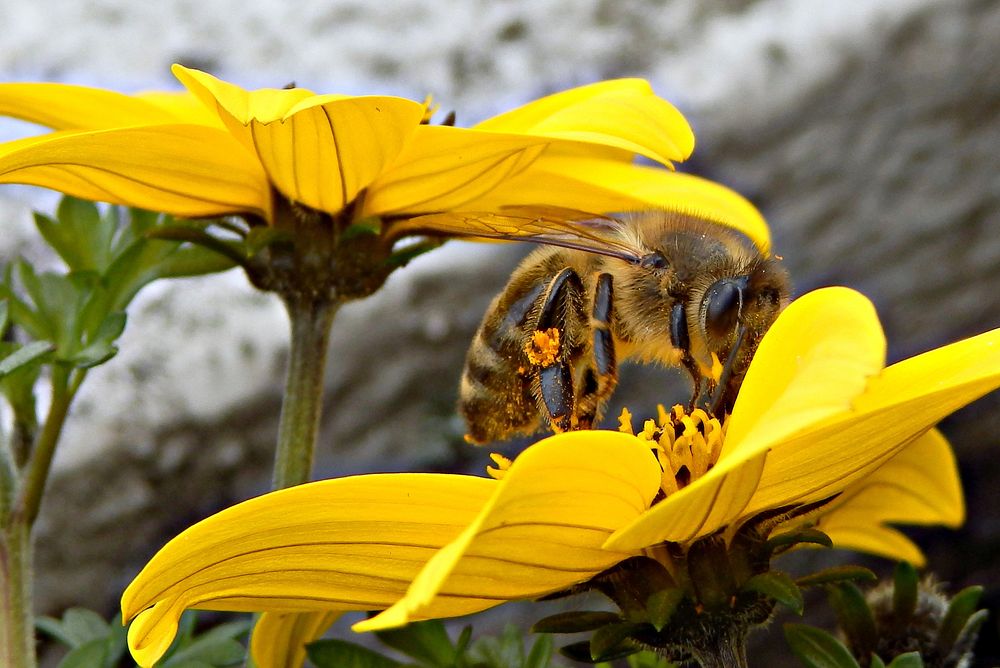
[2,0,998,664]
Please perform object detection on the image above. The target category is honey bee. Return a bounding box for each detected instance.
[393,207,789,444]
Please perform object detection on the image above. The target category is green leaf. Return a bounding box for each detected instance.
[524,634,554,668]
[469,624,526,668]
[0,300,9,336]
[826,583,877,655]
[375,619,457,667]
[870,655,886,668]
[885,652,924,668]
[590,623,643,662]
[36,616,76,648]
[160,638,245,667]
[646,589,684,631]
[0,341,53,378]
[936,585,984,650]
[796,567,877,588]
[56,197,110,271]
[783,624,860,668]
[743,572,804,615]
[892,562,918,624]
[56,638,108,668]
[307,639,402,668]
[531,611,621,634]
[60,607,110,646]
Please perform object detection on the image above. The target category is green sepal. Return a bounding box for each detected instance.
[374,619,457,667]
[892,562,919,625]
[795,566,877,589]
[765,528,833,553]
[560,639,638,664]
[342,216,383,240]
[936,585,984,650]
[743,571,804,615]
[0,341,54,377]
[869,655,886,668]
[885,652,924,668]
[531,611,621,634]
[783,623,860,668]
[146,224,249,270]
[387,239,443,268]
[245,226,292,255]
[646,588,684,631]
[826,583,877,656]
[307,639,401,668]
[590,623,644,662]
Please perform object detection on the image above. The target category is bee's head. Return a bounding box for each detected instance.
[697,257,789,413]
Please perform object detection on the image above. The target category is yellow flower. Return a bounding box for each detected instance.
[120,287,1000,666]
[0,66,768,250]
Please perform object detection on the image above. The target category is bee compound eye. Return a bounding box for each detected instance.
[639,251,669,270]
[703,277,747,340]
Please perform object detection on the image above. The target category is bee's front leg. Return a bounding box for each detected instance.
[526,268,586,433]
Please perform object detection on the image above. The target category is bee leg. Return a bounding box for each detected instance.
[531,268,586,433]
[575,273,616,429]
[671,302,706,410]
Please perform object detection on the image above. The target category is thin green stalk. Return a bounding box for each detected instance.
[1,365,83,668]
[16,366,81,526]
[272,297,338,489]
[1,520,34,668]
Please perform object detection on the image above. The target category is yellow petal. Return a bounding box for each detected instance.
[474,78,694,167]
[354,431,662,631]
[136,91,224,127]
[243,95,425,214]
[724,288,886,459]
[746,326,1000,515]
[363,125,550,215]
[172,64,316,125]
[814,429,962,565]
[251,611,341,668]
[121,474,495,667]
[0,82,178,130]
[0,126,271,219]
[603,448,767,551]
[446,156,771,253]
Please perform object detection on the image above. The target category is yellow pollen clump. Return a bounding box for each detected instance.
[618,404,726,497]
[525,328,561,366]
[486,452,513,480]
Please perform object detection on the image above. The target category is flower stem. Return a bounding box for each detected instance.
[17,367,80,525]
[1,520,34,668]
[687,625,750,668]
[272,297,338,489]
[1,366,80,668]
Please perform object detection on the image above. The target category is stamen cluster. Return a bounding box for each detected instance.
[619,405,726,495]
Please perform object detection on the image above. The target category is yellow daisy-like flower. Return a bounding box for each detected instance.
[120,287,1000,666]
[0,65,768,251]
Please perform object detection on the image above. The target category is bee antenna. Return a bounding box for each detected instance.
[709,324,747,416]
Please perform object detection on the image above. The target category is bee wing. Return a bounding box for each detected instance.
[388,205,643,262]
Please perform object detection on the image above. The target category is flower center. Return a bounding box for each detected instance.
[618,404,726,496]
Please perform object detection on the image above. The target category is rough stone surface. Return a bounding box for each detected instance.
[2,0,998,663]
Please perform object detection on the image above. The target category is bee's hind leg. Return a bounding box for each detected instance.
[574,273,617,429]
[529,268,586,433]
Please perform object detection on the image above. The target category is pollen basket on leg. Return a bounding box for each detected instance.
[618,404,726,497]
[525,327,561,366]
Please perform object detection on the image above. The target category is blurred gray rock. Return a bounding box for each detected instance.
[3,0,998,662]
